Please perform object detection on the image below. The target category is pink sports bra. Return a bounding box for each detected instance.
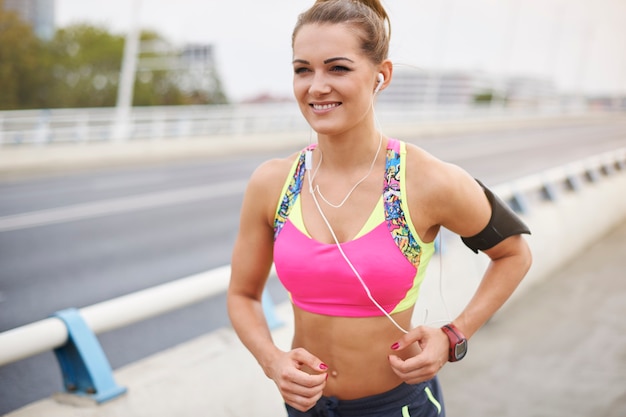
[273,139,435,317]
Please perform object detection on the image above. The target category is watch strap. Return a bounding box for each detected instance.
[441,323,467,362]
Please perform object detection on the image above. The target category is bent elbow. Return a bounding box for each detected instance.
[518,237,533,276]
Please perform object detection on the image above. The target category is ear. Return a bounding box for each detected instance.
[374,73,385,94]
[376,59,393,93]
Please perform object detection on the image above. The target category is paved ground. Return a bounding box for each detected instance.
[6,219,625,417]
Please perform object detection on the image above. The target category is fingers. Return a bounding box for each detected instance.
[390,325,427,352]
[279,371,326,412]
[291,347,329,375]
[273,348,328,412]
[388,353,443,384]
[388,326,448,384]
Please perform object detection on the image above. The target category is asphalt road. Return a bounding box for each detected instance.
[0,116,625,414]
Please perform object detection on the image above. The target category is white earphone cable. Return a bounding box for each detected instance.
[307,166,410,334]
[301,73,452,333]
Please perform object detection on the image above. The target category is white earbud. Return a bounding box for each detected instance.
[374,73,384,94]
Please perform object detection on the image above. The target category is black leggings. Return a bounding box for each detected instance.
[285,378,445,417]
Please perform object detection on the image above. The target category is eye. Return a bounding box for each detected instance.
[330,65,351,73]
[294,67,311,75]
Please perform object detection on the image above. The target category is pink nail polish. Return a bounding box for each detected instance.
[319,363,328,370]
[390,342,400,350]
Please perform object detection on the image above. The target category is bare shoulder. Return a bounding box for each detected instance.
[248,152,298,191]
[403,142,491,238]
[243,151,301,222]
[403,142,470,196]
[230,151,300,289]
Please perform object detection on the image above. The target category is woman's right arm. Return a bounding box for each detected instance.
[226,158,327,411]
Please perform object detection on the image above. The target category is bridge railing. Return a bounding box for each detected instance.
[0,99,596,146]
[0,145,624,405]
[0,103,307,145]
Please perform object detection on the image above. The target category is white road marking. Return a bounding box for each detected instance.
[0,179,248,233]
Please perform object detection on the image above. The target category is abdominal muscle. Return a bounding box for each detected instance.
[291,304,421,400]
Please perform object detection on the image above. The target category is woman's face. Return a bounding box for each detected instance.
[292,23,379,136]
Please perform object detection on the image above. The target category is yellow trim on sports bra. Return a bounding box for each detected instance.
[274,153,302,222]
[390,141,435,314]
[290,195,384,240]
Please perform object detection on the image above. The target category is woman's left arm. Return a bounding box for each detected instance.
[453,233,532,338]
[388,151,532,383]
[431,161,533,340]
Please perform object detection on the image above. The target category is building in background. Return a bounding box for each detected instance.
[3,0,55,40]
[378,67,556,109]
[137,40,217,91]
[136,40,226,103]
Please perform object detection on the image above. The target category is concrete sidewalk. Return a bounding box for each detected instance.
[6,220,626,417]
[439,220,626,417]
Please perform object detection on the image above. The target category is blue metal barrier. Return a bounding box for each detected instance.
[52,309,127,403]
[262,290,284,330]
[508,191,530,214]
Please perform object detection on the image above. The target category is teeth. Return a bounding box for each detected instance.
[312,103,339,110]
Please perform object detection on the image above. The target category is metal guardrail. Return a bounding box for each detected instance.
[0,100,596,146]
[0,265,282,403]
[0,103,309,145]
[492,147,626,213]
[0,266,230,366]
[0,147,624,403]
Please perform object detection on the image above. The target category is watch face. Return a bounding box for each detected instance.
[455,339,468,360]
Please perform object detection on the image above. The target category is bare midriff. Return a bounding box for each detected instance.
[291,304,421,400]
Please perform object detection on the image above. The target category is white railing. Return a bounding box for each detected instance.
[0,266,231,366]
[0,99,600,147]
[0,103,308,146]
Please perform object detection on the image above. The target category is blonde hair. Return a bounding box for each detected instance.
[292,0,391,64]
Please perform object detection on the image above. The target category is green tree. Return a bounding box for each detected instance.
[44,25,229,108]
[133,31,186,106]
[45,24,124,108]
[0,0,48,109]
[0,8,228,110]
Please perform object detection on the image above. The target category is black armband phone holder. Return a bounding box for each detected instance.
[461,180,531,253]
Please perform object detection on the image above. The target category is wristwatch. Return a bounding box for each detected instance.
[441,323,468,362]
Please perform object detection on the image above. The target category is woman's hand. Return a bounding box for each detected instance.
[387,326,449,384]
[266,347,328,412]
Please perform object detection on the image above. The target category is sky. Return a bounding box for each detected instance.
[55,0,626,102]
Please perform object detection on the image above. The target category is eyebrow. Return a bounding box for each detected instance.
[292,57,355,65]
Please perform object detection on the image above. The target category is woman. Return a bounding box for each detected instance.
[227,0,532,415]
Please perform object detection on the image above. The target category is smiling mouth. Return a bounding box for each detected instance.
[311,103,341,111]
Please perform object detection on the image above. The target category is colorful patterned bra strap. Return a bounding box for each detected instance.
[383,140,422,268]
[273,146,311,240]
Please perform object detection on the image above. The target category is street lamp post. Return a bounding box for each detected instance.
[112,0,142,142]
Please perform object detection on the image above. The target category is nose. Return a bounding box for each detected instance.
[308,73,331,96]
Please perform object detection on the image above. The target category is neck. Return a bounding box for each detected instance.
[315,128,384,171]
[307,130,384,209]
